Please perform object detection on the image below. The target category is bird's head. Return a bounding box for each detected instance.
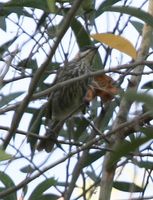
[72,46,99,64]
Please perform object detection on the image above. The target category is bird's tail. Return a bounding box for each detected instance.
[36,120,64,152]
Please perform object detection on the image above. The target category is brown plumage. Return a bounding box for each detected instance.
[37,46,98,152]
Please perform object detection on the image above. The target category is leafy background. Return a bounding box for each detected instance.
[1,0,153,200]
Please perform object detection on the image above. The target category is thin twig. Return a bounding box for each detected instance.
[3,0,85,150]
[32,60,153,100]
[0,111,152,199]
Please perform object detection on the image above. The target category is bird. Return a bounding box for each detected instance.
[37,46,99,152]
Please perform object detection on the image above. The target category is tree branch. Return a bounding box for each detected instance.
[2,0,85,150]
[0,111,152,199]
[32,60,153,100]
[99,1,153,199]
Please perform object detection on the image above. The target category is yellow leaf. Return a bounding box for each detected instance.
[91,33,137,59]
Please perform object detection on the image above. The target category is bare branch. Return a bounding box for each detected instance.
[99,0,153,199]
[0,111,152,199]
[2,0,86,150]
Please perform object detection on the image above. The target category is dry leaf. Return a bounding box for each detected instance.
[84,85,96,103]
[84,74,119,103]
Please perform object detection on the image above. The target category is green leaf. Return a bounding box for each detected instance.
[0,7,23,17]
[71,19,103,69]
[27,105,46,151]
[141,127,153,135]
[83,150,107,168]
[0,92,24,108]
[71,18,91,48]
[47,0,56,13]
[130,20,143,35]
[0,171,17,200]
[17,59,38,71]
[86,171,100,182]
[82,0,93,12]
[108,133,153,170]
[20,165,35,173]
[136,160,153,170]
[102,6,153,28]
[96,0,121,17]
[100,100,118,131]
[141,81,153,89]
[0,150,12,161]
[72,117,90,141]
[3,0,49,13]
[39,194,60,200]
[0,16,6,31]
[113,181,143,192]
[0,171,15,187]
[124,91,153,113]
[28,107,45,133]
[0,4,32,17]
[28,178,57,200]
[130,20,153,50]
[0,35,18,55]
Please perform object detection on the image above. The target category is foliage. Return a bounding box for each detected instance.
[0,0,153,200]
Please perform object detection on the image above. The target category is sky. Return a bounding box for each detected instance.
[0,0,153,200]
